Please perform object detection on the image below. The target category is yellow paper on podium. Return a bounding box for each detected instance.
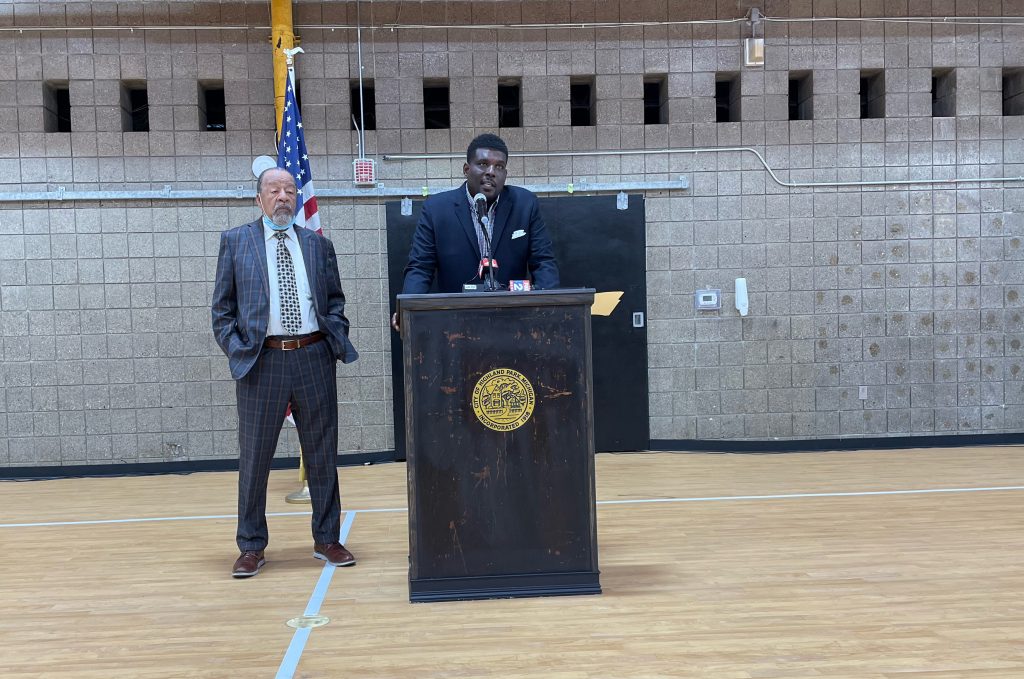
[591,291,623,317]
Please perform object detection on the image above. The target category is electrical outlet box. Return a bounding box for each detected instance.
[695,289,721,311]
[859,386,868,400]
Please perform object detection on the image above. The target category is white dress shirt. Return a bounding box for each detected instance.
[263,223,319,336]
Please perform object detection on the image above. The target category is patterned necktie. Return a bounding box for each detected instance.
[274,231,302,334]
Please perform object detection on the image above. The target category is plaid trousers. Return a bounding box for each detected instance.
[235,339,340,551]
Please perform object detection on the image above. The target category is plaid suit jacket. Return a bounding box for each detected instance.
[212,220,358,379]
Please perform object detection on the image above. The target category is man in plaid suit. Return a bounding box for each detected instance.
[212,167,359,578]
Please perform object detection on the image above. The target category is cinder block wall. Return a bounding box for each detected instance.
[1,1,1022,467]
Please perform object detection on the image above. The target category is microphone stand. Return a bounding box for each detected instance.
[480,214,500,292]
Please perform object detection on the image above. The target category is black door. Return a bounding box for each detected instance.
[386,193,648,456]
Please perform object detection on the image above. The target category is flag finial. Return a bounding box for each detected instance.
[283,46,305,67]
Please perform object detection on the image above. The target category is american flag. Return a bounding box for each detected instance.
[278,68,319,427]
[277,70,321,234]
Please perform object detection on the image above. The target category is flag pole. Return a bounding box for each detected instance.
[280,45,312,505]
[270,0,295,143]
[285,458,311,503]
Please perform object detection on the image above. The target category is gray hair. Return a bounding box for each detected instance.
[256,166,296,194]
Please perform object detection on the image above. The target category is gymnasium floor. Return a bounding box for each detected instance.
[2,447,1023,678]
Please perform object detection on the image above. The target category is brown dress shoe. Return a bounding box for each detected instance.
[232,550,265,578]
[313,542,356,567]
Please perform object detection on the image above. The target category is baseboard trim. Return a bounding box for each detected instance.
[0,450,399,481]
[648,433,1024,454]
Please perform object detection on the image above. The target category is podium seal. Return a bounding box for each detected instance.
[471,368,536,432]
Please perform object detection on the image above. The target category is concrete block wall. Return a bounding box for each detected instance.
[1,1,1022,466]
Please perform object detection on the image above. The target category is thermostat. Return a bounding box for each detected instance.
[695,289,721,310]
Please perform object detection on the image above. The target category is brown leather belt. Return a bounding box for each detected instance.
[263,332,325,351]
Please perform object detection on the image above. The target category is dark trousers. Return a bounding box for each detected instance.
[235,339,341,551]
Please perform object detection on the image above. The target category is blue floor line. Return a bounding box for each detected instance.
[275,628,310,679]
[275,510,357,679]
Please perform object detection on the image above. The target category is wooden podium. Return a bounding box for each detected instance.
[398,289,601,602]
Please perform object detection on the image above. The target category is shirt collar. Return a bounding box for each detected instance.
[464,184,499,213]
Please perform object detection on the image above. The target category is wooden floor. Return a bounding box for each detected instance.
[2,447,1024,678]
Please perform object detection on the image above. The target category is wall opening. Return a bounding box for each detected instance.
[789,71,813,120]
[350,79,376,130]
[860,70,885,119]
[715,73,741,123]
[498,78,522,128]
[120,81,149,132]
[199,82,225,131]
[932,68,956,117]
[423,80,450,129]
[643,75,668,125]
[43,81,71,133]
[570,77,595,126]
[1003,68,1024,116]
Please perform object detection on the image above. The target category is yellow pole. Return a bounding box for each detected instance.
[270,0,311,505]
[285,454,311,504]
[271,0,295,140]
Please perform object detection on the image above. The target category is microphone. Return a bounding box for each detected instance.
[472,192,500,291]
[473,192,488,222]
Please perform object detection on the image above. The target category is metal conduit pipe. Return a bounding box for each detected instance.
[3,140,1021,202]
[0,180,688,204]
[3,16,1022,33]
[764,16,1024,26]
[383,147,1024,190]
[1,145,1019,203]
[0,19,747,33]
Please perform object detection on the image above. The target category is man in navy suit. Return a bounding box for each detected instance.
[212,167,359,578]
[398,133,559,303]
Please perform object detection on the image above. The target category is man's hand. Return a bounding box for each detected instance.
[391,312,400,332]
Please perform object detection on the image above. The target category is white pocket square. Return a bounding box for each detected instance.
[511,229,526,240]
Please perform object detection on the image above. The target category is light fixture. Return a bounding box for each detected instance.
[744,8,765,67]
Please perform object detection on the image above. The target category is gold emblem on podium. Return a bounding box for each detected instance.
[471,368,536,432]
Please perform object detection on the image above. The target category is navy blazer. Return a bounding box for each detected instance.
[401,183,560,294]
[211,220,359,380]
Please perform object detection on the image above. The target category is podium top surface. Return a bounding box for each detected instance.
[398,288,596,312]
